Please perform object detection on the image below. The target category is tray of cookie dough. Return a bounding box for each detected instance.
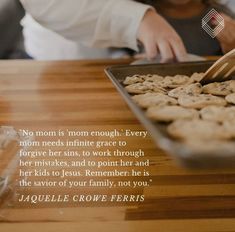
[105,61,235,168]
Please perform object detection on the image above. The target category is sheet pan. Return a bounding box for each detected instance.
[105,61,235,168]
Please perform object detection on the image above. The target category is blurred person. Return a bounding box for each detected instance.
[0,0,25,59]
[136,0,235,56]
[20,0,187,61]
[214,0,235,53]
[19,0,234,61]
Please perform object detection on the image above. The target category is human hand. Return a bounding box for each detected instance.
[216,13,235,54]
[137,9,187,62]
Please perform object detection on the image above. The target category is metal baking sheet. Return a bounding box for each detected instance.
[105,61,235,169]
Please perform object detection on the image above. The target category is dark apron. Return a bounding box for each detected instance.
[135,0,235,56]
[158,7,223,56]
[0,0,25,58]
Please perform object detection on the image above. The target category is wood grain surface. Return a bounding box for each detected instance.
[0,59,235,231]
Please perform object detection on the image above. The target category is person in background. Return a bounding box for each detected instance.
[136,0,235,57]
[19,0,234,61]
[214,0,235,53]
[0,0,25,59]
[19,0,187,62]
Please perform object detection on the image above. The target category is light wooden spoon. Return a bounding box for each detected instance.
[200,48,235,85]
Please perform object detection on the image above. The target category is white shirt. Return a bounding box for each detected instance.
[20,0,151,60]
[20,0,235,60]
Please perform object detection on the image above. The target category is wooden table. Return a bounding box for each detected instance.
[0,59,235,231]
